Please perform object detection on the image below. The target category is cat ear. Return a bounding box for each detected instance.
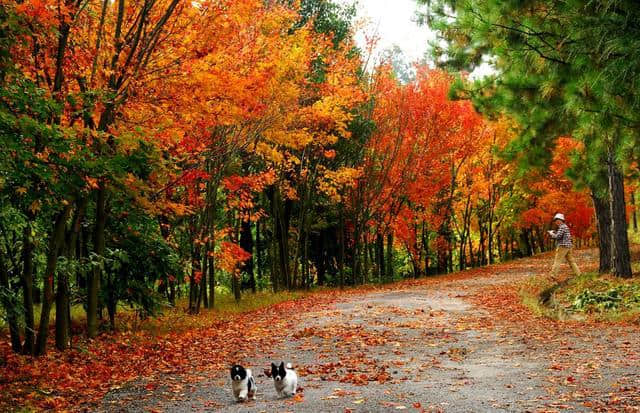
[271,362,277,368]
[280,362,285,368]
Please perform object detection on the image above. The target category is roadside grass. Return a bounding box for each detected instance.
[521,271,640,322]
[519,275,553,318]
[1,289,311,338]
[139,290,310,336]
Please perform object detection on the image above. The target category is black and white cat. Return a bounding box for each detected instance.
[230,365,256,402]
[270,362,298,398]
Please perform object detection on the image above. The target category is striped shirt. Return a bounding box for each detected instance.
[551,223,573,248]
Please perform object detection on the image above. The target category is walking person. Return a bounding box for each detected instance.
[547,213,581,281]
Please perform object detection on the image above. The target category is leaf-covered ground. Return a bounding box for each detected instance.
[98,249,638,412]
[3,249,639,412]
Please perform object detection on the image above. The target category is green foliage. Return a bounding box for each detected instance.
[572,287,623,311]
[102,209,183,318]
[296,0,357,47]
[544,270,640,318]
[418,0,640,182]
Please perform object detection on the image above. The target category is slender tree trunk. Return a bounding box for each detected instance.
[386,233,393,280]
[200,256,208,308]
[631,191,638,232]
[509,236,514,257]
[478,225,486,265]
[55,261,71,349]
[488,217,494,265]
[21,224,36,355]
[188,262,197,313]
[423,226,430,274]
[363,235,369,284]
[521,229,532,257]
[193,244,203,313]
[302,231,310,289]
[56,198,87,350]
[534,227,545,253]
[256,220,262,285]
[271,189,290,290]
[35,206,71,355]
[88,185,106,338]
[316,230,327,286]
[0,250,21,352]
[338,214,345,288]
[106,274,117,331]
[376,232,384,282]
[351,222,361,285]
[607,158,632,277]
[270,215,278,292]
[206,180,218,309]
[232,273,241,302]
[239,219,255,292]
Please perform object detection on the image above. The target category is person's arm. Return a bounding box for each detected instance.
[548,229,557,239]
[554,226,567,241]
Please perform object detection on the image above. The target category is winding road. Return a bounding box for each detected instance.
[101,249,639,412]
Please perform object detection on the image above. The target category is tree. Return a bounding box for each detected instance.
[420,0,637,276]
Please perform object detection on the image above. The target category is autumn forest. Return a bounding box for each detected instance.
[1,0,639,411]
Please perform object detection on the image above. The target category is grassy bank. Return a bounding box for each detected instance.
[521,271,640,322]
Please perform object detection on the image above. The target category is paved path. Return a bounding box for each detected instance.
[101,250,639,412]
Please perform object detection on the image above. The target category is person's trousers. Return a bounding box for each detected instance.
[551,246,581,279]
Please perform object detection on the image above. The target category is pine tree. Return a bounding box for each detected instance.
[419,0,639,277]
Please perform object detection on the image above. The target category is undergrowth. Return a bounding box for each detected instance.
[521,272,640,322]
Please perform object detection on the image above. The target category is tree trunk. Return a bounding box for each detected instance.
[386,233,393,279]
[205,177,219,309]
[200,256,208,308]
[632,191,638,232]
[607,158,632,277]
[21,224,36,355]
[106,276,117,331]
[363,235,369,284]
[55,262,71,349]
[256,220,262,286]
[488,218,494,265]
[351,223,361,285]
[535,227,545,254]
[591,192,613,274]
[270,216,278,292]
[338,214,345,288]
[232,273,241,302]
[521,229,532,257]
[88,185,107,338]
[376,232,384,283]
[56,198,87,350]
[188,270,197,312]
[36,206,71,355]
[0,249,21,352]
[193,243,202,313]
[423,226,430,274]
[303,235,311,288]
[316,229,327,286]
[240,219,255,292]
[271,189,290,290]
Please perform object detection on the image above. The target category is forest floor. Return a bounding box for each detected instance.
[97,249,640,413]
